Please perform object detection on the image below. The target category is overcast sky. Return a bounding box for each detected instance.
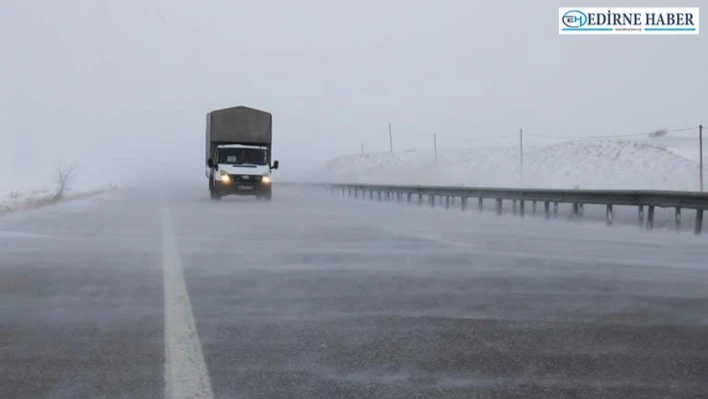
[1,0,706,187]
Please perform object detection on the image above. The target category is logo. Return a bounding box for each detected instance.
[562,10,588,28]
[559,7,699,35]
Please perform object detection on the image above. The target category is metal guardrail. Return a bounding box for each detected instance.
[320,183,707,235]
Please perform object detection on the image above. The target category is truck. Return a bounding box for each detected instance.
[205,105,279,200]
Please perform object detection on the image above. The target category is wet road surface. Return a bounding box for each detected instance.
[1,184,707,398]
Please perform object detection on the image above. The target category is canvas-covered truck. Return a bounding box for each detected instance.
[205,106,279,200]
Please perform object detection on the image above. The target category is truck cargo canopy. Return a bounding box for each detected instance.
[206,105,273,164]
[207,106,272,145]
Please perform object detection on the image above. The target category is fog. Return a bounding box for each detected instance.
[1,0,706,190]
[3,4,708,396]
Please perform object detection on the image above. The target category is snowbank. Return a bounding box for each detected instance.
[311,139,702,191]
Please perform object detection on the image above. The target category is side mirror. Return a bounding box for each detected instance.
[207,158,215,168]
[272,160,279,170]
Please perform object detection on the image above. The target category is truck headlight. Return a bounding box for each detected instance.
[220,171,231,183]
[262,175,272,184]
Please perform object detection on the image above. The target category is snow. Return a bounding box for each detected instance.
[0,166,113,212]
[310,137,705,191]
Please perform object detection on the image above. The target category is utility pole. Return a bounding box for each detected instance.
[388,122,393,153]
[433,133,438,167]
[519,128,524,181]
[700,124,704,192]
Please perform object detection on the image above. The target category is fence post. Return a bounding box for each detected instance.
[675,207,681,231]
[700,124,704,192]
[519,128,523,182]
[638,205,644,227]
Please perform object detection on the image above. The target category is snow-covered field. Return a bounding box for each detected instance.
[311,136,705,191]
[0,166,115,214]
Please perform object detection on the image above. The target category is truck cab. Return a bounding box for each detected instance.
[207,144,279,200]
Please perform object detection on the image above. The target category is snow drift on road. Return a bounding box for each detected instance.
[311,139,702,191]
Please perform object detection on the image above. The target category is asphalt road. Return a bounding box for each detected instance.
[1,184,707,399]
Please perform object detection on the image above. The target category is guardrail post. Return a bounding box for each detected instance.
[519,200,525,217]
[638,206,644,226]
[418,193,423,205]
[445,196,450,210]
[512,200,517,215]
[696,209,704,235]
[572,203,579,221]
[407,193,412,203]
[606,204,613,226]
[478,197,483,212]
[461,197,468,211]
[430,195,435,208]
[544,201,550,220]
[532,201,537,216]
[579,203,584,219]
[353,188,358,199]
[496,199,502,215]
[647,206,655,230]
[370,190,374,201]
[553,202,559,218]
[377,191,382,201]
[675,207,681,231]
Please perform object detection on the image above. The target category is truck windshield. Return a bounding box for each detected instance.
[218,148,267,166]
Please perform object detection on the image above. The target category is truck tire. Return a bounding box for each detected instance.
[209,180,221,200]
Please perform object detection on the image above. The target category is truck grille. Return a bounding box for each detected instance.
[230,174,261,182]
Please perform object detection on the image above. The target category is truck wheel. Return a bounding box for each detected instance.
[209,180,221,200]
[209,187,221,200]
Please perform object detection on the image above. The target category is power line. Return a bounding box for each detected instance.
[460,135,516,141]
[527,126,699,140]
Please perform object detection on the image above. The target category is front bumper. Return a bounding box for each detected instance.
[214,178,271,195]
